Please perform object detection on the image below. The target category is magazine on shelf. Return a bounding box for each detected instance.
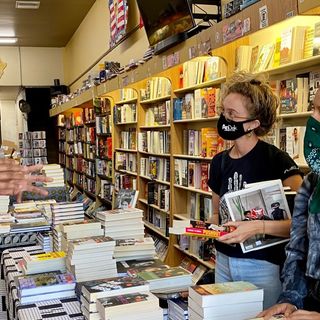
[114,189,139,209]
[224,179,291,253]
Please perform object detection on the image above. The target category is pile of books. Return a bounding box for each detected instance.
[96,292,162,320]
[60,220,103,252]
[66,235,117,282]
[95,208,144,240]
[168,297,189,320]
[36,231,53,252]
[19,251,66,275]
[113,237,156,261]
[137,266,192,292]
[12,207,47,224]
[51,201,85,226]
[79,275,150,319]
[188,281,264,320]
[14,271,76,304]
[0,195,9,213]
[41,163,65,187]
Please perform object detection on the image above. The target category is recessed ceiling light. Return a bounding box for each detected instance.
[16,1,40,9]
[0,38,18,44]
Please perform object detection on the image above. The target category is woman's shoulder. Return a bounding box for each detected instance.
[257,140,290,158]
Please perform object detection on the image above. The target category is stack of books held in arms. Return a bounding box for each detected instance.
[78,275,150,318]
[14,271,76,304]
[95,208,144,240]
[60,220,103,252]
[51,201,85,226]
[188,281,264,320]
[113,237,156,261]
[66,235,117,282]
[18,251,66,275]
[96,292,163,320]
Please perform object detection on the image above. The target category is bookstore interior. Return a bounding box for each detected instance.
[0,0,319,319]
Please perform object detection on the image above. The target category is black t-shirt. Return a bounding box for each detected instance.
[207,140,302,265]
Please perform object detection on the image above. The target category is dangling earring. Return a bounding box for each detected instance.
[247,128,253,137]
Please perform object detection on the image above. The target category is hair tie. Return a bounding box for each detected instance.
[250,79,261,85]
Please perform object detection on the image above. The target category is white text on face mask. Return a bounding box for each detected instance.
[222,124,237,132]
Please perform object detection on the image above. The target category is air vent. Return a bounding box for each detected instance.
[15,1,40,9]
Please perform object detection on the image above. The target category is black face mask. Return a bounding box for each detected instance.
[217,114,254,140]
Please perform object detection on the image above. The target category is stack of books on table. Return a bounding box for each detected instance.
[0,195,9,212]
[14,271,76,304]
[41,163,65,187]
[137,266,192,293]
[10,220,51,233]
[66,235,117,282]
[113,237,156,261]
[12,207,47,224]
[13,199,56,224]
[79,275,150,319]
[51,201,85,226]
[60,220,103,252]
[168,297,189,320]
[96,292,163,320]
[95,208,144,240]
[36,231,53,252]
[53,224,63,251]
[18,251,66,275]
[188,281,264,320]
[0,209,15,233]
[116,258,169,277]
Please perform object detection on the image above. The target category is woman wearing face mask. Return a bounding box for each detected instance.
[257,89,320,320]
[207,72,303,309]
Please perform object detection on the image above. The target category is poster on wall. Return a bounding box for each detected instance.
[109,0,128,48]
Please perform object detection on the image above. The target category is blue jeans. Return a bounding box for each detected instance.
[215,251,282,309]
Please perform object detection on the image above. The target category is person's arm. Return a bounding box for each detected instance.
[0,159,52,201]
[208,191,220,225]
[283,174,303,192]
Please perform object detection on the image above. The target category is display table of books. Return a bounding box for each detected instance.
[1,246,83,320]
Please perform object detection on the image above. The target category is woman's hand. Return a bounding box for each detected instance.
[217,220,262,244]
[257,303,297,319]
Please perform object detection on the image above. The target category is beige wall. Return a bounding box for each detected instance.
[64,0,149,92]
[0,46,64,87]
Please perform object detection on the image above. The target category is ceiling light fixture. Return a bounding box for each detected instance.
[0,38,18,44]
[15,1,40,9]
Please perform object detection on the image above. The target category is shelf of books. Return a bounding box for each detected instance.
[136,76,172,258]
[113,87,138,199]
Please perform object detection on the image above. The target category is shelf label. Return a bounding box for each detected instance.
[259,5,269,29]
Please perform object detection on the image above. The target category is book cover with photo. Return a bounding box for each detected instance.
[224,179,291,253]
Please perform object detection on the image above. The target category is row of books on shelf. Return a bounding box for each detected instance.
[173,87,220,121]
[180,56,224,88]
[114,103,137,124]
[147,182,170,213]
[140,77,171,101]
[120,128,136,150]
[140,156,170,182]
[138,130,170,154]
[236,22,320,74]
[144,100,170,126]
[174,159,210,192]
[115,152,137,173]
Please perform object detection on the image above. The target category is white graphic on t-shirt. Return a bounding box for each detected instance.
[221,172,247,224]
[228,171,246,192]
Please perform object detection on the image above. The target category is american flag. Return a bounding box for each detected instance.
[109,0,128,47]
